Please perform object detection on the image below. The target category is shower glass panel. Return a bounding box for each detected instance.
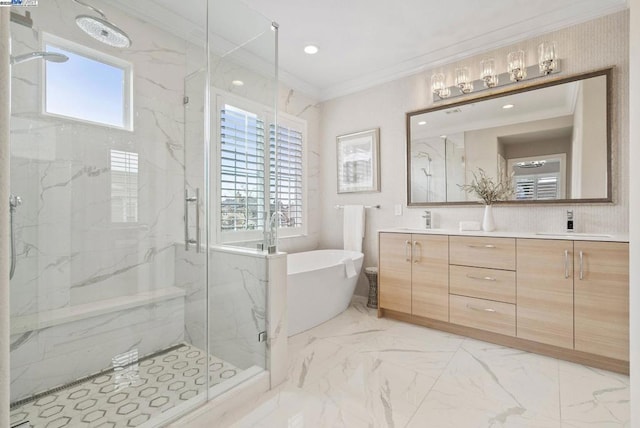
[7,0,218,426]
[205,0,277,395]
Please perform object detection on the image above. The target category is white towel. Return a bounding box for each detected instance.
[343,205,365,252]
[343,257,357,279]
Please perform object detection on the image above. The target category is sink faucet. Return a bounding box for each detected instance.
[422,210,432,229]
[566,210,574,233]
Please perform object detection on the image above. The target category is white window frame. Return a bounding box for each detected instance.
[41,32,134,131]
[214,91,307,244]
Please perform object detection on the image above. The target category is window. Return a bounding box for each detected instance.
[218,95,306,242]
[43,33,132,130]
[515,174,560,200]
[220,104,266,233]
[270,122,304,231]
[110,150,138,223]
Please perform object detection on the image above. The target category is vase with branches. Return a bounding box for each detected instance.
[459,168,514,231]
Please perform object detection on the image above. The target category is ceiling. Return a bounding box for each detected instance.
[241,0,627,100]
[112,0,628,101]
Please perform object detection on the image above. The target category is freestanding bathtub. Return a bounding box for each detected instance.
[287,250,364,336]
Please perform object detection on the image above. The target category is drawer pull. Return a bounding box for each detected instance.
[466,304,496,313]
[467,244,496,249]
[465,274,496,282]
[564,249,569,279]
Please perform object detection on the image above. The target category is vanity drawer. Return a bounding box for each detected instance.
[449,265,516,303]
[449,295,516,337]
[449,236,516,270]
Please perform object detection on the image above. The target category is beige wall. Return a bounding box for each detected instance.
[628,0,639,423]
[319,12,629,296]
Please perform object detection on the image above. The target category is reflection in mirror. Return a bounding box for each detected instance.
[407,69,611,205]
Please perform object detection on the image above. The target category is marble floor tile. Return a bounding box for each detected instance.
[558,360,630,427]
[207,298,630,428]
[407,338,562,428]
[305,353,439,428]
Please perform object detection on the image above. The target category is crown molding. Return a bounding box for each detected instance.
[316,3,628,102]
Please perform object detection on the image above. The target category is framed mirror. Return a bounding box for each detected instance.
[406,68,612,205]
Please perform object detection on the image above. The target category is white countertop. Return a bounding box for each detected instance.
[378,228,629,242]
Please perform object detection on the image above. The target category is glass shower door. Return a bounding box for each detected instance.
[8,1,210,426]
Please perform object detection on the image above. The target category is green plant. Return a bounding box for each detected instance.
[459,168,514,205]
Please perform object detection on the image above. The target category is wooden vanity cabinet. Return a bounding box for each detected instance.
[516,239,575,349]
[517,239,629,360]
[378,233,412,313]
[574,241,629,361]
[412,235,449,321]
[378,232,449,322]
[378,231,630,373]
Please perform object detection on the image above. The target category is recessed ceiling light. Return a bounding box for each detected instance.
[232,80,244,87]
[304,45,319,55]
[418,121,427,125]
[502,104,515,109]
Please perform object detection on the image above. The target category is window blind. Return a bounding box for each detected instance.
[220,105,266,231]
[270,124,303,229]
[110,150,138,223]
[515,174,559,200]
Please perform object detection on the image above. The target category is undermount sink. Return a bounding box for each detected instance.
[535,232,612,238]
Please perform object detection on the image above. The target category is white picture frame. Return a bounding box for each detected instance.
[336,128,380,193]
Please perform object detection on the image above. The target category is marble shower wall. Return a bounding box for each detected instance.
[9,0,207,399]
[9,0,200,316]
[10,296,185,402]
[209,248,268,371]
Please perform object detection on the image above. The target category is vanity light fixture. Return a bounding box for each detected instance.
[480,58,498,88]
[455,67,473,94]
[508,50,527,82]
[232,80,244,87]
[431,73,451,99]
[304,45,319,55]
[431,44,561,102]
[538,41,557,75]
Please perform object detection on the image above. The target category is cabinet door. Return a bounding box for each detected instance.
[412,235,449,321]
[379,233,412,313]
[517,239,574,349]
[574,241,629,361]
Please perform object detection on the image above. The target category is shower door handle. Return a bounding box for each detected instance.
[185,188,200,253]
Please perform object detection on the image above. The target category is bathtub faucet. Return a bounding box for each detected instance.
[265,211,286,253]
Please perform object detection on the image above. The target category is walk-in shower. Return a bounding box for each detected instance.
[8,1,278,427]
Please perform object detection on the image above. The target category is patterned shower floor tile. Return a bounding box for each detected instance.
[10,344,239,428]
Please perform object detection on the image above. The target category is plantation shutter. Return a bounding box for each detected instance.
[220,104,266,231]
[270,124,303,229]
[515,174,559,200]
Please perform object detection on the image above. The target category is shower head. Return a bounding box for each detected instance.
[72,0,132,48]
[10,51,69,65]
[76,15,132,48]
